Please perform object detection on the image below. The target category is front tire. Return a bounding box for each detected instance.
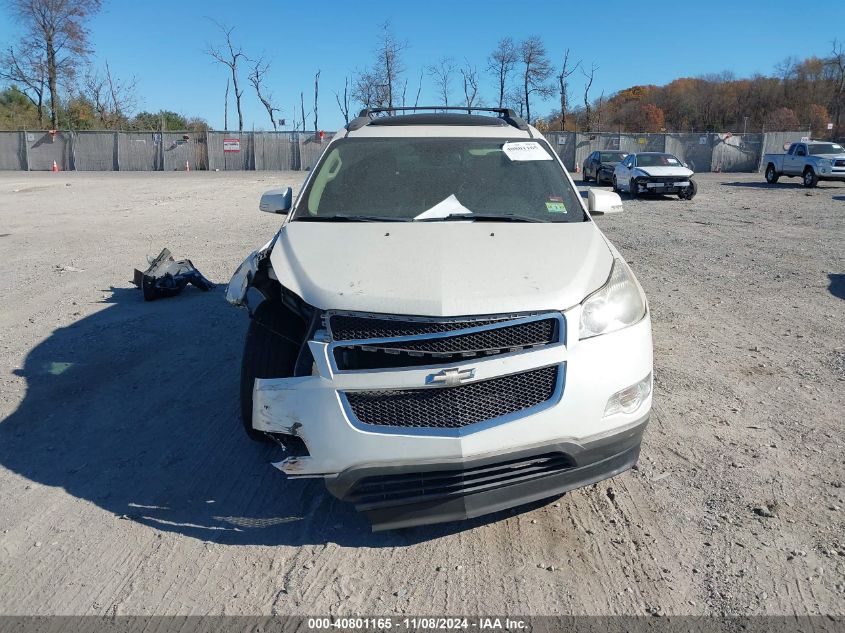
[629,179,638,198]
[765,164,780,184]
[612,175,619,193]
[678,179,698,200]
[803,168,818,188]
[582,167,591,182]
[240,300,303,442]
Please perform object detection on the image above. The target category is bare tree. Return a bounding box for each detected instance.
[505,86,525,118]
[829,39,845,135]
[352,66,386,110]
[223,77,229,129]
[7,0,102,128]
[207,21,246,131]
[488,37,518,109]
[0,44,48,125]
[84,61,137,129]
[248,57,279,131]
[413,68,424,110]
[375,22,406,111]
[335,76,350,124]
[557,48,580,131]
[519,36,554,124]
[460,62,480,112]
[428,57,455,107]
[300,91,305,132]
[313,69,320,134]
[582,63,597,131]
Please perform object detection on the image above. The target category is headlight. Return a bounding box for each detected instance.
[579,259,647,339]
[604,373,652,417]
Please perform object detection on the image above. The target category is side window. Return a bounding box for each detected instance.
[787,144,796,155]
[796,145,807,157]
[590,152,597,162]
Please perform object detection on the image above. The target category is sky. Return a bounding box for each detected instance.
[1,0,843,131]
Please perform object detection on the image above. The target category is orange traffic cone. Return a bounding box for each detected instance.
[51,160,59,172]
[574,164,579,173]
[185,160,190,172]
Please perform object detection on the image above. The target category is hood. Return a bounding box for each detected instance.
[269,222,613,316]
[636,166,694,177]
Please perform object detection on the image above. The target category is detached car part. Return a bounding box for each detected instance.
[133,248,215,301]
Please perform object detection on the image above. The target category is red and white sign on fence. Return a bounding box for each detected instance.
[223,138,241,152]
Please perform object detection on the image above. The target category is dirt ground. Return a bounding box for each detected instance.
[0,170,842,617]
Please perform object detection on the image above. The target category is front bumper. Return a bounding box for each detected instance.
[327,415,648,530]
[252,306,652,526]
[634,178,691,194]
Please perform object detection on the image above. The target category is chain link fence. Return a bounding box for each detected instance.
[0,128,808,172]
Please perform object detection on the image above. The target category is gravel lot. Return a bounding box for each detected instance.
[0,171,842,617]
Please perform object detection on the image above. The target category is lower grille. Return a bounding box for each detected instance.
[346,452,576,509]
[343,365,559,429]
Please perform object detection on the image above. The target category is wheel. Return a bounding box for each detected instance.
[765,164,780,184]
[678,179,698,200]
[612,175,619,193]
[240,300,303,442]
[629,179,638,198]
[595,170,604,185]
[802,167,818,188]
[582,167,591,182]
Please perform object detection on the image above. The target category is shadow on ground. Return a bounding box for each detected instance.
[830,274,845,300]
[721,181,844,189]
[0,286,543,547]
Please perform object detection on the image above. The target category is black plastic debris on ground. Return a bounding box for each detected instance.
[132,248,215,301]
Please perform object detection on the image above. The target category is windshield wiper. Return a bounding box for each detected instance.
[416,212,544,223]
[293,215,409,222]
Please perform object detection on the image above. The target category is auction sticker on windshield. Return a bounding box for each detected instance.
[502,141,553,161]
[546,196,567,213]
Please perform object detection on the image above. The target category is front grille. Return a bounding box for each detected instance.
[343,365,559,429]
[646,176,680,184]
[328,314,510,341]
[835,159,845,167]
[346,451,576,509]
[328,313,563,371]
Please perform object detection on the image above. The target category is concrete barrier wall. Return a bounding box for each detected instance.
[207,132,253,171]
[0,129,809,172]
[117,133,160,171]
[0,132,26,170]
[73,132,118,171]
[26,131,70,171]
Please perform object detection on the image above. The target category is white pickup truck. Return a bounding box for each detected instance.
[762,140,845,187]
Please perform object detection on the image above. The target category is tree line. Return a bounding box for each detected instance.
[0,1,843,138]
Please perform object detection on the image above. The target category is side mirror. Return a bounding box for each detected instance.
[588,188,624,214]
[259,187,293,214]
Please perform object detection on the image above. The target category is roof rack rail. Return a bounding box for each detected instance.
[346,106,530,132]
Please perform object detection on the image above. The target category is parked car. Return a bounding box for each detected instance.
[761,140,845,187]
[613,152,697,199]
[226,107,653,531]
[582,150,628,184]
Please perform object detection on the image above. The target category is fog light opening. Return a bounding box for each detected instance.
[604,373,652,417]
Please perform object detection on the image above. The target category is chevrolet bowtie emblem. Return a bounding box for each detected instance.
[426,367,476,387]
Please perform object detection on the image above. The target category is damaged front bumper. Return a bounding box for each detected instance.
[252,308,653,529]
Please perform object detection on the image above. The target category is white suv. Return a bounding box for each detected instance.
[226,107,653,531]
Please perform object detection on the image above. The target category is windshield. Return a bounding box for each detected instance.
[599,152,627,163]
[808,143,845,155]
[637,153,682,167]
[293,137,585,222]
